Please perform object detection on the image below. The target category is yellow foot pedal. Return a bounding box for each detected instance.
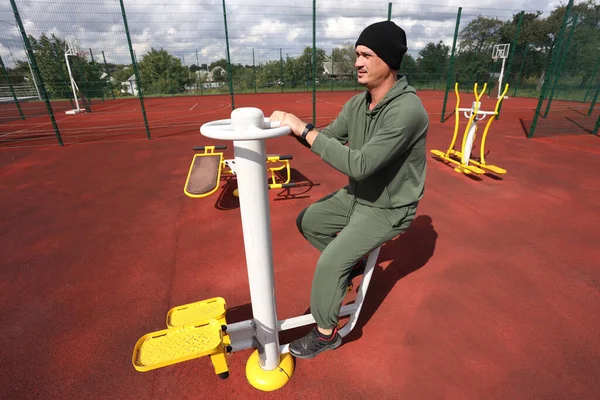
[430,149,448,158]
[132,319,231,377]
[481,164,506,174]
[166,297,227,328]
[455,163,485,175]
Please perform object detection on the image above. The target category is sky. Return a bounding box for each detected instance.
[0,0,573,69]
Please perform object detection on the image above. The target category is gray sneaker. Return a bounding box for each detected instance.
[289,327,342,359]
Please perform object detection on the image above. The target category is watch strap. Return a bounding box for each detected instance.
[301,123,315,139]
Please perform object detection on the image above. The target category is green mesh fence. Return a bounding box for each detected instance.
[525,0,600,138]
[1,0,598,146]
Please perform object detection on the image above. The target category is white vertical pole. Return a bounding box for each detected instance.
[18,34,41,100]
[65,53,80,111]
[498,57,506,99]
[25,55,40,99]
[28,60,41,100]
[231,115,280,371]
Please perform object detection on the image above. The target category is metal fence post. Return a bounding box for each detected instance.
[528,0,573,138]
[119,0,151,139]
[440,7,461,123]
[10,0,62,145]
[222,0,235,110]
[543,12,578,118]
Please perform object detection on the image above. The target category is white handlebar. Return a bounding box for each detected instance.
[200,108,292,141]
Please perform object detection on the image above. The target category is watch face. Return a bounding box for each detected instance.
[306,124,314,130]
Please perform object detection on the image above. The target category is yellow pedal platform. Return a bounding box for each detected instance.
[474,163,507,174]
[459,164,486,174]
[482,165,506,174]
[431,149,486,175]
[430,149,447,158]
[132,319,230,374]
[166,297,227,328]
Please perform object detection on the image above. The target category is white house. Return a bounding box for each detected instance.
[121,74,138,96]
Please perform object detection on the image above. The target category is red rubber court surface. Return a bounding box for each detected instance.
[2,90,598,148]
[1,90,599,399]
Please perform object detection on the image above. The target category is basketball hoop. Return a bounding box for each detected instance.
[76,51,89,61]
[492,44,510,99]
[65,36,82,57]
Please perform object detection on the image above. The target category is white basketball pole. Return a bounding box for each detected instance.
[498,56,506,99]
[64,37,85,115]
[65,51,81,113]
[493,44,509,99]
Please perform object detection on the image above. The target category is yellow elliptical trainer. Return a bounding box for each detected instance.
[431,81,509,176]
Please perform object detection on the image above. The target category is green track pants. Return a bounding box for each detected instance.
[296,186,418,329]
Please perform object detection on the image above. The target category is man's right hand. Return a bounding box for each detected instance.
[269,111,306,138]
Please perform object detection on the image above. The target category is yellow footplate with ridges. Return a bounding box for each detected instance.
[132,319,230,375]
[133,297,230,376]
[166,297,227,328]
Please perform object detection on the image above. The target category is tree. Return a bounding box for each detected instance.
[459,16,505,54]
[298,46,327,78]
[399,54,417,75]
[0,61,29,85]
[284,56,302,87]
[418,41,450,76]
[209,59,229,72]
[553,1,600,78]
[257,60,281,87]
[137,48,190,94]
[331,42,356,76]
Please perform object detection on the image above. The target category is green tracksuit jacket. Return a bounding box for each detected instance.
[297,76,429,329]
[311,75,428,208]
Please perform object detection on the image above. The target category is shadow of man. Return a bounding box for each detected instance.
[341,214,438,344]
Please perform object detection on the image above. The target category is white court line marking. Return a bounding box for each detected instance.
[1,100,233,141]
[189,103,198,111]
[295,95,345,108]
[0,100,127,138]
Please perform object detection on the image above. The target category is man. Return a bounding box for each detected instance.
[269,20,429,359]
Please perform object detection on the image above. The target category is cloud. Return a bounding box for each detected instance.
[0,0,580,68]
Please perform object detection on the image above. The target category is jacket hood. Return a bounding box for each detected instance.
[365,75,415,115]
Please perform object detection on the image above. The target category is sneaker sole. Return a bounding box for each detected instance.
[289,335,343,359]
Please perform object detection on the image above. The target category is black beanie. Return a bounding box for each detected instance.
[355,21,407,70]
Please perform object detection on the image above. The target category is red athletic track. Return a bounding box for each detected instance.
[1,90,600,399]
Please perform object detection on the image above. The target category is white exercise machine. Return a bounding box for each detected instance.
[132,107,381,391]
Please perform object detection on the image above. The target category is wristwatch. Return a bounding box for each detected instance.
[301,123,315,139]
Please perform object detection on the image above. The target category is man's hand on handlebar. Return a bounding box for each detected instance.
[269,111,306,138]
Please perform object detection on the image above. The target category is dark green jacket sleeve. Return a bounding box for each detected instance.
[318,107,349,145]
[311,105,424,181]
